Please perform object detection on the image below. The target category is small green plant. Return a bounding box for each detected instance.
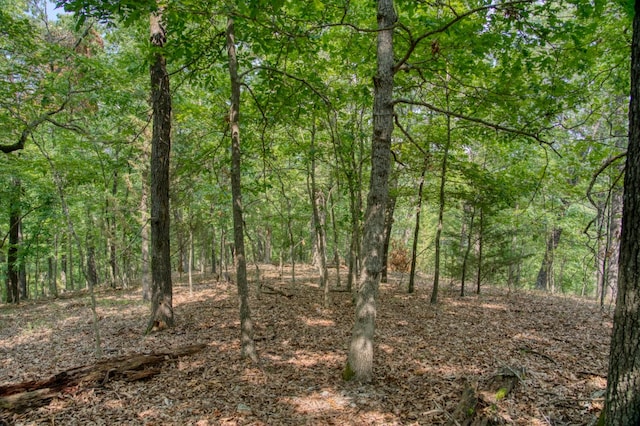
[342,362,355,381]
[495,387,508,400]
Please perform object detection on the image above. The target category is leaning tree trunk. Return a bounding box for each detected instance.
[227,16,258,363]
[604,1,640,423]
[146,5,174,333]
[344,0,395,383]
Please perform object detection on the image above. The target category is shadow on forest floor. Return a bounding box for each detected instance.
[0,264,610,425]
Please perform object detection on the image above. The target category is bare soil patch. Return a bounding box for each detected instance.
[0,265,611,425]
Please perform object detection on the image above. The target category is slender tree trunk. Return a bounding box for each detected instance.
[535,227,562,291]
[146,5,174,332]
[108,170,118,288]
[309,119,329,307]
[188,227,193,294]
[431,109,451,304]
[381,173,397,283]
[7,178,21,304]
[408,157,428,293]
[329,186,341,288]
[460,203,476,297]
[227,16,258,363]
[604,2,640,422]
[140,160,151,301]
[476,207,484,295]
[344,0,395,383]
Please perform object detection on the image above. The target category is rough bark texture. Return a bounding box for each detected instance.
[147,6,174,332]
[380,174,397,284]
[604,1,640,423]
[227,16,258,363]
[344,0,395,383]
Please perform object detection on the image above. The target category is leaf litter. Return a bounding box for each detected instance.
[0,264,611,425]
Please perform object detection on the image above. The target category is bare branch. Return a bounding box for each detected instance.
[393,97,557,152]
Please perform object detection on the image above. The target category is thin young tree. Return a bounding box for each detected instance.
[226,15,258,363]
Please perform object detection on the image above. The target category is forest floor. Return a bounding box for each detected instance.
[0,264,611,425]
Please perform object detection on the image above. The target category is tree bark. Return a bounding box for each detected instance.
[604,1,640,422]
[146,5,174,332]
[227,16,258,363]
[344,0,395,383]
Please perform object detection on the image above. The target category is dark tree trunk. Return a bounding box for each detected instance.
[146,5,174,332]
[408,158,428,293]
[380,173,397,283]
[344,0,395,383]
[535,227,562,291]
[140,160,150,301]
[460,203,476,297]
[431,112,452,304]
[604,2,640,423]
[7,182,20,304]
[309,125,329,307]
[227,16,258,363]
[476,207,484,295]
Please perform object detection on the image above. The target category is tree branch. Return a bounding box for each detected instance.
[393,0,536,73]
[393,97,557,151]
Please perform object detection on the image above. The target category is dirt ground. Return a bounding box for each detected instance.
[0,264,611,425]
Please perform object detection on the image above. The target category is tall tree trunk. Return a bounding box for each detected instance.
[108,170,118,288]
[535,227,562,291]
[431,107,452,304]
[140,159,151,301]
[604,1,640,422]
[380,173,397,283]
[408,157,428,293]
[7,179,20,304]
[475,207,484,295]
[344,0,395,383]
[329,186,342,288]
[146,5,174,332]
[227,16,258,363]
[309,119,329,307]
[460,203,476,297]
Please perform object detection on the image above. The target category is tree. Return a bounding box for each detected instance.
[603,0,640,422]
[344,0,396,383]
[226,15,258,363]
[146,3,174,332]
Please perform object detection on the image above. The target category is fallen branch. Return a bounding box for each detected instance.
[0,343,206,412]
[261,284,293,298]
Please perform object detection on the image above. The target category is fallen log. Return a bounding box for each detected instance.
[0,343,207,413]
[261,284,293,298]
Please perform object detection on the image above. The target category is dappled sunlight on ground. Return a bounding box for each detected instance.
[0,265,611,425]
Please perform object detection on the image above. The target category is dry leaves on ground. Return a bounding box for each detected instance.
[0,265,611,425]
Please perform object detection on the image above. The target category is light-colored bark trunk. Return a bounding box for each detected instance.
[344,0,395,383]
